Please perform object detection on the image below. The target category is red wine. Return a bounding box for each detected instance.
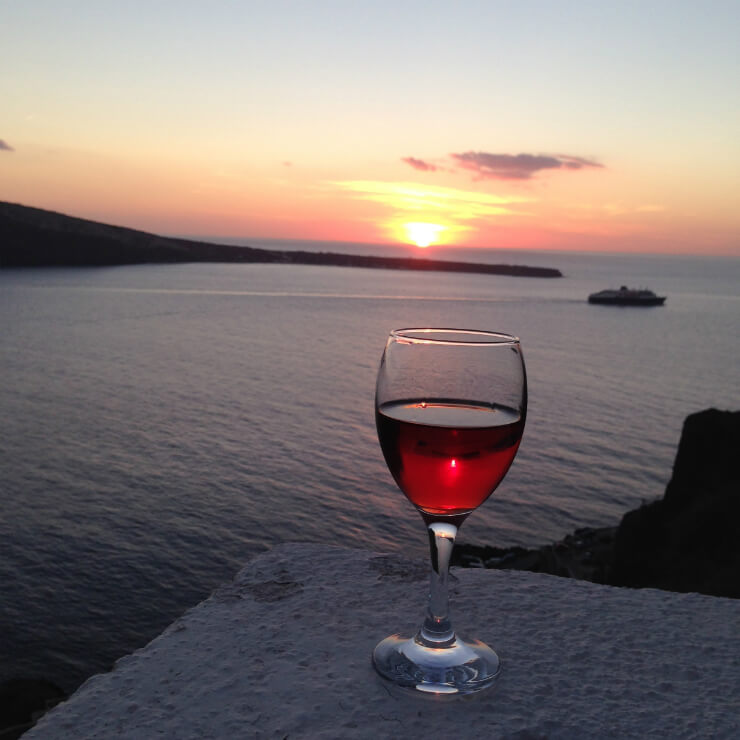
[376,400,524,516]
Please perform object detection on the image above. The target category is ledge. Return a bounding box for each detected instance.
[26,543,740,739]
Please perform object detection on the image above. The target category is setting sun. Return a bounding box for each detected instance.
[403,222,445,248]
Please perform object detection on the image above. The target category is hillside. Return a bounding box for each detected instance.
[0,202,562,278]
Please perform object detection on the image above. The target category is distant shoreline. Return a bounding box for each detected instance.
[0,201,562,278]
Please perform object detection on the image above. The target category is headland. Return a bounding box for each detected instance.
[0,201,562,277]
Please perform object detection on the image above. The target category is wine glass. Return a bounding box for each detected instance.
[373,328,527,695]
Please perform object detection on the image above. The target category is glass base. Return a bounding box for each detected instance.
[373,631,501,696]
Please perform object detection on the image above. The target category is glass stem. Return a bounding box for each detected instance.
[419,521,458,645]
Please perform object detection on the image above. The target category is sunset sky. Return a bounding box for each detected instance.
[2,1,739,255]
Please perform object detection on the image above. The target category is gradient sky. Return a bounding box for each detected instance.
[2,0,739,255]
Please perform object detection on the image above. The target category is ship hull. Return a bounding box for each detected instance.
[588,295,666,306]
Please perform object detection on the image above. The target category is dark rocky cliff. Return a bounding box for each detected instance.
[455,408,740,599]
[610,408,740,597]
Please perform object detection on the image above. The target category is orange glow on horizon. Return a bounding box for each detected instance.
[1,148,737,256]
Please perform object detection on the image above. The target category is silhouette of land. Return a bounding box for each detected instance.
[0,201,562,277]
[455,408,740,600]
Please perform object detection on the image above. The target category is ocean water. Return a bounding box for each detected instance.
[1,247,738,692]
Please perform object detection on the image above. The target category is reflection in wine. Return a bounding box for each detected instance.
[376,401,523,516]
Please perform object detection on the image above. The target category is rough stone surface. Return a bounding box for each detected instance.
[26,543,740,739]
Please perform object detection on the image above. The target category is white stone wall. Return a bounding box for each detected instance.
[26,543,740,739]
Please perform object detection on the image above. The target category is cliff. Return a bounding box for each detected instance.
[454,408,740,599]
[0,201,562,277]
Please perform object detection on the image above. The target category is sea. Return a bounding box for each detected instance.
[1,243,738,694]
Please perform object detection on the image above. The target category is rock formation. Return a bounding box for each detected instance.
[610,408,740,598]
[455,408,740,599]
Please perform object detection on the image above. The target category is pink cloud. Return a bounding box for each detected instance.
[401,156,437,172]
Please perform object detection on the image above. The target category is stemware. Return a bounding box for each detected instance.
[373,328,527,695]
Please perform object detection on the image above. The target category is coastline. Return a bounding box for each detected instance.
[454,525,617,584]
[0,201,561,277]
[455,408,740,600]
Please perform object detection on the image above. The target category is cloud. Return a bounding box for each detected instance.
[0,139,13,152]
[451,151,603,180]
[401,156,437,172]
[330,180,533,221]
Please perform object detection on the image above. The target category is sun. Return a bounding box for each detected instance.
[403,222,445,248]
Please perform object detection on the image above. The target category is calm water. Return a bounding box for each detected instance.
[1,248,738,691]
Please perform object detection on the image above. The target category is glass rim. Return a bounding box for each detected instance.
[389,327,520,346]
